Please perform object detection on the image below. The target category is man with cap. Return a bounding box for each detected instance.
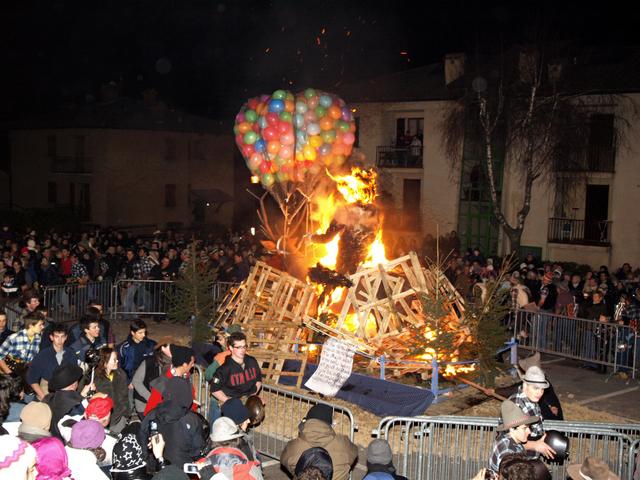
[507,365,556,459]
[144,344,196,415]
[567,457,619,480]
[43,362,102,439]
[364,439,407,480]
[281,404,358,480]
[492,352,563,421]
[488,400,540,476]
[0,401,53,442]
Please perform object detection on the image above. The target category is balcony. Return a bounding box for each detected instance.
[554,149,615,173]
[548,218,612,246]
[376,146,423,168]
[51,156,93,174]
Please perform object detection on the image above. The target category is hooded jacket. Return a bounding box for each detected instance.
[280,419,358,480]
[139,378,205,467]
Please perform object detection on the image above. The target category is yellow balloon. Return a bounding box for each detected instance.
[309,135,323,148]
[303,145,317,161]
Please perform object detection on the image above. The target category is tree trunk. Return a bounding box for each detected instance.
[504,226,523,254]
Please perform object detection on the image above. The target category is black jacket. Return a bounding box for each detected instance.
[366,462,409,480]
[140,400,205,467]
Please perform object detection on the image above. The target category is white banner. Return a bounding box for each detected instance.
[304,338,356,397]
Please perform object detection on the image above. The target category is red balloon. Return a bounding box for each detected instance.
[266,112,280,126]
[280,132,294,145]
[242,144,255,157]
[263,127,278,141]
[259,161,271,173]
[277,121,293,135]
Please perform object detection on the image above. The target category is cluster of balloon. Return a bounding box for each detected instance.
[234,88,356,189]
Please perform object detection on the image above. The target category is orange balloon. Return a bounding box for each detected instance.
[238,122,251,134]
[284,100,295,112]
[295,151,305,162]
[319,117,333,131]
[267,140,280,155]
[328,105,341,120]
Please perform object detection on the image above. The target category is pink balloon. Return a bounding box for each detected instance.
[343,132,355,145]
[280,132,294,145]
[280,145,293,159]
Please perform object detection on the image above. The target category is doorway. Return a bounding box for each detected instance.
[584,184,609,242]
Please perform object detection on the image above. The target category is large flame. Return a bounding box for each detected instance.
[328,167,378,205]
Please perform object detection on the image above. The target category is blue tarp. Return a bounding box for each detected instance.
[279,360,434,417]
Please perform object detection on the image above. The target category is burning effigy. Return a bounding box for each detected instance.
[228,88,478,381]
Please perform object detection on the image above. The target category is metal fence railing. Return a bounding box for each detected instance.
[191,364,210,420]
[4,301,23,332]
[513,309,638,379]
[42,279,113,321]
[113,279,175,319]
[375,415,640,480]
[252,384,356,462]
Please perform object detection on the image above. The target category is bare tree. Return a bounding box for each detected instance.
[441,46,635,252]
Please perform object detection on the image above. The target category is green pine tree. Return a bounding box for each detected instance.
[167,242,217,343]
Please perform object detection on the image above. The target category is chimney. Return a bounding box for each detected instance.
[444,53,466,85]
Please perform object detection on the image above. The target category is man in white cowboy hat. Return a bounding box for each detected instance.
[567,457,619,480]
[507,364,556,459]
[488,400,539,475]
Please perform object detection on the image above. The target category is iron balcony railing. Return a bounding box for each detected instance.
[376,145,423,168]
[554,149,615,173]
[548,217,612,245]
[51,156,93,174]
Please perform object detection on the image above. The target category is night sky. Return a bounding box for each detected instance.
[1,1,638,122]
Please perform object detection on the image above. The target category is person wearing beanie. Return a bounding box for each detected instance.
[32,437,73,480]
[43,363,100,439]
[64,421,109,480]
[364,439,408,480]
[57,396,118,468]
[139,377,205,468]
[281,404,357,480]
[111,422,155,480]
[0,434,37,480]
[220,398,259,462]
[18,401,53,442]
[143,344,196,416]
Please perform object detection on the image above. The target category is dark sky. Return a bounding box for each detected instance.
[1,1,638,121]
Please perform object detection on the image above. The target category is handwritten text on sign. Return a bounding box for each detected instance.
[305,338,356,397]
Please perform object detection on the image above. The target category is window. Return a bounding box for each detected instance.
[47,136,57,157]
[587,114,615,172]
[165,184,177,207]
[47,182,57,203]
[165,138,177,162]
[396,117,424,146]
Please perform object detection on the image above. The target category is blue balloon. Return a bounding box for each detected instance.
[258,116,268,129]
[254,139,266,152]
[319,95,332,108]
[294,113,305,129]
[295,101,308,114]
[268,99,285,113]
[296,130,307,145]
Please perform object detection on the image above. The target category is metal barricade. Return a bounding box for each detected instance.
[191,364,210,419]
[375,415,639,480]
[3,301,22,332]
[43,280,113,321]
[252,384,356,461]
[113,279,175,318]
[514,309,638,378]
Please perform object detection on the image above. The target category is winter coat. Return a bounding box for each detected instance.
[118,335,156,381]
[365,462,409,480]
[139,400,206,467]
[280,419,358,480]
[81,368,130,426]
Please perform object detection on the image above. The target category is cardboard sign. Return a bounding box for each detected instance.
[305,338,356,396]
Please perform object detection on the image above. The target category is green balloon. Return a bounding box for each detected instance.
[321,129,336,143]
[315,106,326,118]
[276,171,289,182]
[337,120,351,133]
[262,173,275,187]
[272,89,287,100]
[245,109,258,123]
[280,111,292,122]
[304,88,316,99]
[243,131,258,145]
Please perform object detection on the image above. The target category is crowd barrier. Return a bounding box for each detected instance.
[252,384,356,462]
[513,309,638,379]
[4,301,22,331]
[113,279,176,318]
[42,279,113,322]
[374,415,640,480]
[191,364,211,420]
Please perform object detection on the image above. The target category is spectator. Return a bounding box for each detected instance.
[364,439,407,480]
[488,400,539,476]
[498,453,549,479]
[111,421,156,480]
[80,347,129,433]
[567,457,619,480]
[143,345,196,416]
[0,315,45,375]
[139,377,206,468]
[0,434,38,479]
[131,337,172,418]
[67,419,109,480]
[70,315,106,363]
[0,312,11,345]
[118,319,156,392]
[32,437,73,480]
[294,447,333,480]
[0,374,22,434]
[16,402,54,443]
[221,397,258,461]
[281,404,358,480]
[27,323,77,401]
